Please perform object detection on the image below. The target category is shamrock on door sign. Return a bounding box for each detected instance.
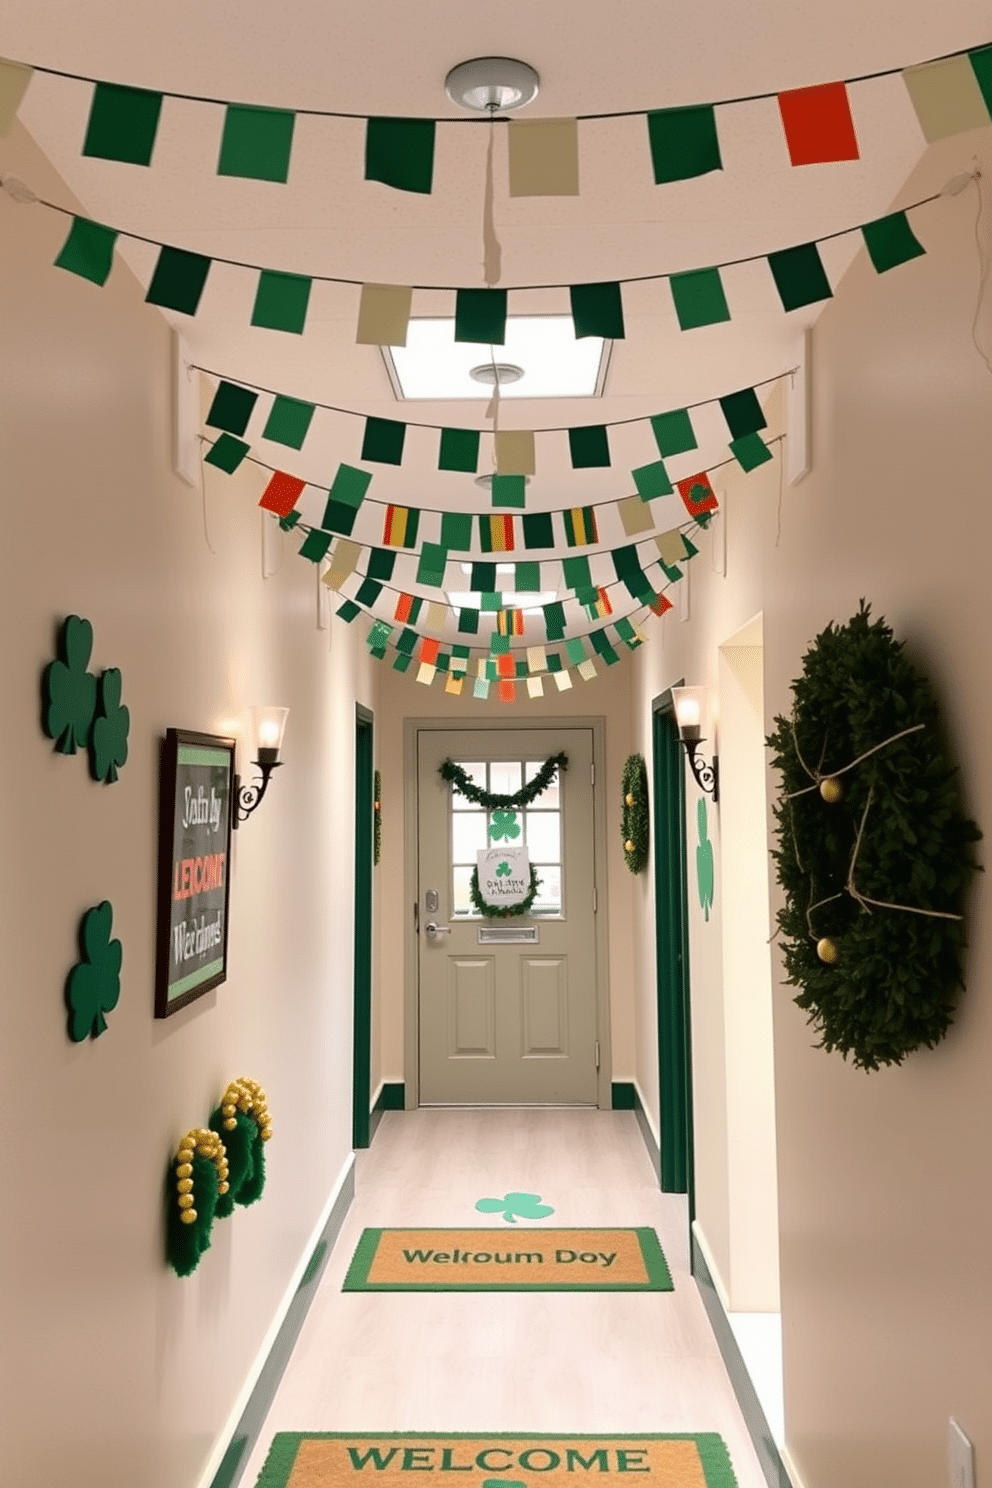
[496,861,511,877]
[489,809,521,842]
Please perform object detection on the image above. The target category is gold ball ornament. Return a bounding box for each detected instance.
[260,1125,273,1141]
[178,1193,195,1209]
[816,937,840,964]
[625,839,634,852]
[819,777,844,804]
[218,1182,230,1195]
[177,1163,193,1179]
[224,1118,237,1130]
[625,792,635,807]
[179,1208,198,1225]
[177,1178,193,1194]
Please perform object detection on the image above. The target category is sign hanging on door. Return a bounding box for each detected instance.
[476,846,531,908]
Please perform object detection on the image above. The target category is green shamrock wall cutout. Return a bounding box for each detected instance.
[90,668,130,783]
[696,797,715,922]
[489,809,521,842]
[475,1191,555,1223]
[66,901,123,1041]
[42,615,97,754]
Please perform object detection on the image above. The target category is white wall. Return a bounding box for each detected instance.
[629,126,992,1485]
[0,123,376,1488]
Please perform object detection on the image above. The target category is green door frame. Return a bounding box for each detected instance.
[652,691,695,1215]
[352,706,374,1149]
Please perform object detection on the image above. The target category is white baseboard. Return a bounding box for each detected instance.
[780,1446,805,1488]
[691,1218,731,1312]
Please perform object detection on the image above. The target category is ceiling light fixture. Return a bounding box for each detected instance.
[444,57,541,115]
[473,473,531,491]
[469,363,525,386]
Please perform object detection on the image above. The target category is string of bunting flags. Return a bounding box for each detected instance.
[35,184,950,341]
[1,43,990,194]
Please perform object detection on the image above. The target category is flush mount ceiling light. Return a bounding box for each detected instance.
[444,57,540,114]
[474,473,531,491]
[469,363,525,387]
[385,317,608,400]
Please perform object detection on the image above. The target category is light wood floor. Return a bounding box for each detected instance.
[238,1109,769,1488]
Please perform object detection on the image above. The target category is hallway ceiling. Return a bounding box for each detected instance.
[4,3,989,667]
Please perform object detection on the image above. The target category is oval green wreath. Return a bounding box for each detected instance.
[469,864,542,918]
[767,602,981,1071]
[621,754,650,874]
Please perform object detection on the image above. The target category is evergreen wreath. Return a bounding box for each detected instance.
[469,864,542,918]
[373,770,382,866]
[209,1077,273,1216]
[767,602,981,1071]
[621,754,650,873]
[439,752,568,808]
[165,1127,230,1278]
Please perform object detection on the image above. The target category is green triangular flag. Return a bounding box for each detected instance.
[262,395,316,449]
[145,247,211,315]
[568,425,611,468]
[206,381,257,435]
[454,288,507,345]
[362,416,406,465]
[218,105,295,183]
[365,117,435,194]
[650,409,697,456]
[767,243,832,312]
[647,105,722,183]
[55,217,118,286]
[861,212,926,274]
[440,512,474,550]
[668,268,731,330]
[204,434,250,473]
[438,427,480,472]
[83,83,162,166]
[730,432,774,471]
[569,281,625,339]
[252,271,312,334]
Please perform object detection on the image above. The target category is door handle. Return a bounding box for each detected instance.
[424,921,451,937]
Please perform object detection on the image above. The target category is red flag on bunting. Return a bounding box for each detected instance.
[259,471,306,517]
[676,472,719,518]
[777,82,859,165]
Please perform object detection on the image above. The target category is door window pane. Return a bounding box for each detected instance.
[452,811,488,861]
[451,762,486,806]
[533,865,562,915]
[489,760,522,797]
[452,865,475,916]
[524,810,560,862]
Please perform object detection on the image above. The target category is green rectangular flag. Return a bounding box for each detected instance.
[491,474,526,508]
[480,592,503,611]
[55,217,119,286]
[632,459,673,500]
[523,512,554,549]
[252,270,312,334]
[719,387,766,439]
[458,608,480,634]
[83,83,162,165]
[321,503,357,536]
[366,548,396,581]
[861,212,926,274]
[650,408,697,456]
[327,463,372,510]
[668,267,731,330]
[454,288,507,344]
[362,416,406,465]
[569,281,625,339]
[367,620,393,651]
[145,246,211,314]
[207,381,258,435]
[590,630,620,665]
[440,511,474,550]
[543,602,566,640]
[336,600,361,623]
[514,562,541,591]
[278,509,301,531]
[568,425,611,468]
[438,427,480,472]
[365,117,435,194]
[565,637,587,665]
[612,545,643,580]
[767,243,832,311]
[562,555,592,590]
[354,577,383,607]
[971,45,992,112]
[396,628,418,655]
[417,543,448,587]
[299,529,331,563]
[471,562,496,591]
[262,395,316,449]
[730,432,774,471]
[218,105,295,183]
[393,652,413,673]
[647,105,722,183]
[204,434,250,473]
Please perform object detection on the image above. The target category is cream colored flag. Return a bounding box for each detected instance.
[416,662,437,686]
[356,283,413,346]
[322,539,362,589]
[656,529,688,566]
[526,676,545,699]
[554,669,574,692]
[0,60,32,135]
[426,601,448,630]
[508,118,580,197]
[526,645,548,673]
[495,429,536,475]
[617,495,655,537]
[902,56,990,142]
[578,658,598,682]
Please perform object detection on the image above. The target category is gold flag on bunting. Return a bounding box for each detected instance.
[445,673,465,696]
[526,645,548,673]
[617,495,656,537]
[356,283,413,346]
[578,658,598,681]
[322,539,362,590]
[0,58,32,135]
[507,118,580,197]
[902,56,991,141]
[495,430,536,475]
[656,529,689,565]
[426,601,448,630]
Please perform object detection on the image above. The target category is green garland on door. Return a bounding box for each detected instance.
[469,864,542,918]
[767,602,981,1070]
[621,754,650,873]
[440,752,568,808]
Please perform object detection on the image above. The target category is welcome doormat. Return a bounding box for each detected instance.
[255,1433,737,1488]
[341,1229,672,1291]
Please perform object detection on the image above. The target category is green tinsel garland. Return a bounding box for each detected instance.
[208,1108,263,1216]
[469,864,542,918]
[621,754,650,873]
[440,752,568,809]
[373,770,382,866]
[767,602,981,1071]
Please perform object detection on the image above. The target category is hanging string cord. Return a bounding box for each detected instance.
[482,110,502,287]
[970,165,992,376]
[197,443,219,555]
[784,720,926,798]
[846,787,963,920]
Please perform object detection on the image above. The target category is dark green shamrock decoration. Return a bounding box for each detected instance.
[66,901,122,1041]
[696,797,715,922]
[474,1191,555,1224]
[42,615,97,754]
[496,861,511,877]
[489,809,521,842]
[90,668,130,783]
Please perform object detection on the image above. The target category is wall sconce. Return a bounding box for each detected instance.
[234,706,289,827]
[670,687,719,803]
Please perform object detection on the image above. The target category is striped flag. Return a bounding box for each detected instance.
[382,504,421,547]
[562,506,599,547]
[394,593,423,624]
[497,609,525,637]
[478,514,516,553]
[583,587,613,620]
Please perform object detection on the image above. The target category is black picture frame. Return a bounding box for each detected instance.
[155,728,235,1018]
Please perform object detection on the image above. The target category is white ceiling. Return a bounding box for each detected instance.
[4,2,990,646]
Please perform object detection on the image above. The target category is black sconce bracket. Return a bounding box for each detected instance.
[233,757,282,827]
[683,739,719,803]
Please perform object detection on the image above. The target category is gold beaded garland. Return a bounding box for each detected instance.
[180,1209,198,1225]
[172,1126,229,1227]
[218,1077,273,1144]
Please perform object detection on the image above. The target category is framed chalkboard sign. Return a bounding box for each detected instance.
[155,728,235,1018]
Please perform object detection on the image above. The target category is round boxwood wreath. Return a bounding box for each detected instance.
[469,863,542,918]
[767,602,981,1070]
[621,754,650,873]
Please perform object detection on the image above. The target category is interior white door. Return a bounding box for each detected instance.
[417,727,600,1105]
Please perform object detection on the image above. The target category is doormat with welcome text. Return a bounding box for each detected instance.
[341,1228,673,1291]
[255,1433,737,1488]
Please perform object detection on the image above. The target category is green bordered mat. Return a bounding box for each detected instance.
[255,1433,738,1488]
[341,1228,673,1291]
